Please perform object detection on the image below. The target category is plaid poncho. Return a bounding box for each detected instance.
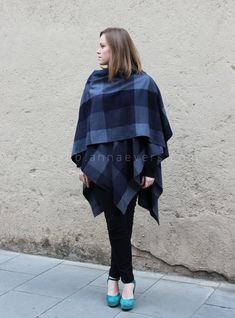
[71,68,173,224]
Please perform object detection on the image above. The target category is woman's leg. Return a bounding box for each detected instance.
[109,195,137,279]
[110,247,120,279]
[94,184,138,283]
[94,184,121,278]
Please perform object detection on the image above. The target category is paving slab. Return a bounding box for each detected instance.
[15,263,106,299]
[0,253,20,265]
[0,253,63,275]
[192,304,235,318]
[0,249,20,256]
[162,273,220,287]
[0,248,234,318]
[0,290,61,318]
[38,285,120,318]
[0,269,33,295]
[206,282,235,309]
[131,278,214,318]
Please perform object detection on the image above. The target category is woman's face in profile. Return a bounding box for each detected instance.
[97,34,111,66]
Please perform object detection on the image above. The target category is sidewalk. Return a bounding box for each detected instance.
[0,248,234,318]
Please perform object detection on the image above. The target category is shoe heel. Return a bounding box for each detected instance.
[106,276,121,307]
[120,279,136,311]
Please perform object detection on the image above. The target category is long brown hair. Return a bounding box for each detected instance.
[99,27,145,82]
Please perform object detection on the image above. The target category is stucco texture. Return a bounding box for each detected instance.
[0,1,234,281]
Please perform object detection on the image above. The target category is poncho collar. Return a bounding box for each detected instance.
[71,68,172,163]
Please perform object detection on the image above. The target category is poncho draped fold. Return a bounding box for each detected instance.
[71,68,173,224]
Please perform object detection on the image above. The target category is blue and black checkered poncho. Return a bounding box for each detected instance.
[71,68,173,225]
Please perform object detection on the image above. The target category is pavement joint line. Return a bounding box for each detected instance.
[161,276,220,288]
[0,250,20,256]
[0,254,22,265]
[133,278,163,300]
[34,295,71,318]
[189,287,216,318]
[0,273,40,297]
[202,280,227,304]
[34,277,111,317]
[113,311,157,318]
[7,289,62,300]
[0,267,34,276]
[0,260,65,295]
[204,302,235,310]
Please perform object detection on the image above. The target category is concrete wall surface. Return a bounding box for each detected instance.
[1,1,235,281]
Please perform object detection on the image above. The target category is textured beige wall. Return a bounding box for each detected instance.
[1,1,235,281]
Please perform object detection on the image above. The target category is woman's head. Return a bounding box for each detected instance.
[96,27,144,81]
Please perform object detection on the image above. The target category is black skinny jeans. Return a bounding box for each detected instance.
[94,184,138,284]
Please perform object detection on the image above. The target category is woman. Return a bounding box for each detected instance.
[71,27,173,311]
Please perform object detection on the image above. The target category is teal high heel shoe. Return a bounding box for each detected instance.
[120,279,136,311]
[106,276,121,307]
